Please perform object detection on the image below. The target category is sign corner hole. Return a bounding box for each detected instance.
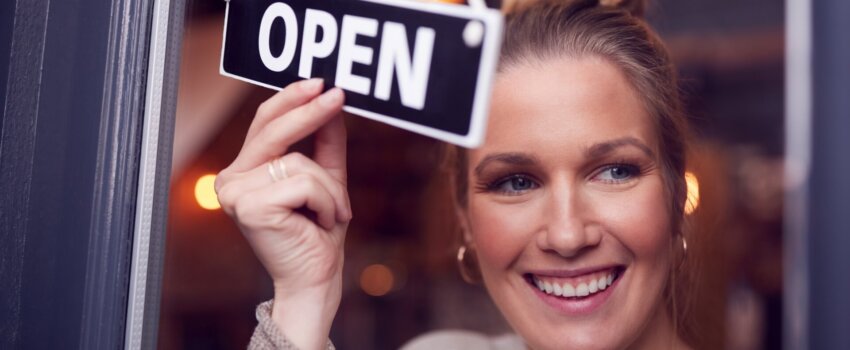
[463,21,484,48]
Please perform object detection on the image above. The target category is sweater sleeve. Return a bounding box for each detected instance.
[248,300,336,350]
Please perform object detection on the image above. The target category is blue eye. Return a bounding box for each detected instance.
[595,164,639,183]
[492,175,538,194]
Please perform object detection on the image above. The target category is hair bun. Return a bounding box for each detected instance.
[599,0,646,17]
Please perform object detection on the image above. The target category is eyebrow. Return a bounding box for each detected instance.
[474,153,538,177]
[473,137,655,177]
[584,137,655,160]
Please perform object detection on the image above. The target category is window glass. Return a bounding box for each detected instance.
[158,1,785,348]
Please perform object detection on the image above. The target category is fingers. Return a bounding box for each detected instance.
[245,78,325,142]
[234,174,338,231]
[218,80,350,233]
[217,152,351,223]
[230,87,345,173]
[313,115,348,185]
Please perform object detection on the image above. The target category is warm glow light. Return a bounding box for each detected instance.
[684,171,700,215]
[195,174,221,210]
[360,264,395,297]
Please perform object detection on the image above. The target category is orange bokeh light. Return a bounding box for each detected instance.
[360,264,395,297]
[194,174,221,210]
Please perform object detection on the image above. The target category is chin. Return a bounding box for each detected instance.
[518,320,633,350]
[486,271,665,350]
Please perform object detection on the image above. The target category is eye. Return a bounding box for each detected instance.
[594,164,640,183]
[491,175,539,194]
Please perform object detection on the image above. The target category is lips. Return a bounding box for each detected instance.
[523,266,624,315]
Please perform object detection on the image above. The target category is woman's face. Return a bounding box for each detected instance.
[461,56,674,349]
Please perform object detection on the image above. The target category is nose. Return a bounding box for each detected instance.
[536,184,601,258]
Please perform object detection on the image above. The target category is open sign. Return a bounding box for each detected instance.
[221,0,503,147]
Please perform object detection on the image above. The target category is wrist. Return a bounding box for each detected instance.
[271,282,341,350]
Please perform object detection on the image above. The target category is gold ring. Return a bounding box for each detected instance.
[267,161,280,182]
[275,157,288,180]
[267,157,287,182]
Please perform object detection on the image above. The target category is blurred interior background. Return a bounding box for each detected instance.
[157,0,785,349]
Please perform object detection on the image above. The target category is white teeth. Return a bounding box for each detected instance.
[543,281,553,294]
[576,283,589,297]
[533,271,618,299]
[553,283,563,296]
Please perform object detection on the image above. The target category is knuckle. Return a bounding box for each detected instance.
[293,174,322,196]
[298,174,320,192]
[309,96,327,113]
[213,172,229,194]
[215,184,237,212]
[286,152,308,168]
[282,81,302,95]
[252,131,278,160]
[256,100,273,119]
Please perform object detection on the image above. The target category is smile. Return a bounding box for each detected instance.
[531,268,620,298]
[524,267,624,315]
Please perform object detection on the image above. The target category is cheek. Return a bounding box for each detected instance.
[597,179,672,259]
[465,199,538,271]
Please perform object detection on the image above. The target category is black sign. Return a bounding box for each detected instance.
[221,0,503,147]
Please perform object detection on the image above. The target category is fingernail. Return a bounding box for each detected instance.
[301,78,323,93]
[318,88,343,107]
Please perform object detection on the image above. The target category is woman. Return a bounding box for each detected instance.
[214,0,693,348]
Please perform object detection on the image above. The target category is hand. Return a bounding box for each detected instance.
[215,78,351,349]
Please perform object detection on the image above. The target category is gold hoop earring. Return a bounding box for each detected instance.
[457,245,481,284]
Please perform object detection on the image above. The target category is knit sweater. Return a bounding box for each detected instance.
[247,300,335,350]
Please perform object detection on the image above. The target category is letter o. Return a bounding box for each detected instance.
[258,3,298,72]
